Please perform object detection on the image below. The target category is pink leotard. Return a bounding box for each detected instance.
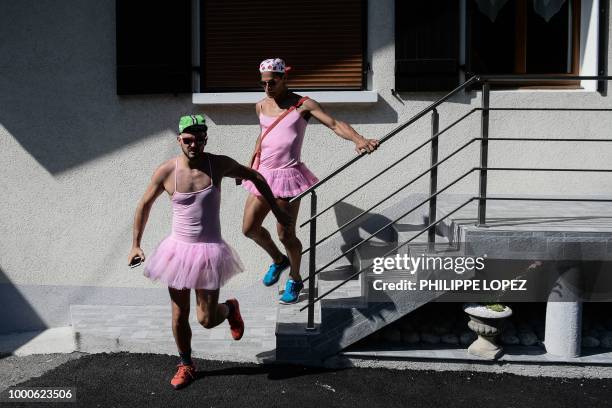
[242,108,319,198]
[144,154,243,290]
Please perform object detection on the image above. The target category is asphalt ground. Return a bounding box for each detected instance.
[1,353,611,408]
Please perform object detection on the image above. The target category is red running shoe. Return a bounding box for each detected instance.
[170,363,196,390]
[226,298,244,340]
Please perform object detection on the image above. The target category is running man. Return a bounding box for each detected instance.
[241,58,379,304]
[128,115,291,390]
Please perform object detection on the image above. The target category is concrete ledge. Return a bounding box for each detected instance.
[193,91,378,104]
[341,345,612,365]
[327,354,612,378]
[0,327,76,356]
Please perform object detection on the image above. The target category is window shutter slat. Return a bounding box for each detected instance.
[116,0,192,95]
[202,0,365,91]
[395,0,460,91]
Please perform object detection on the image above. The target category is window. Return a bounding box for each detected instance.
[467,0,580,86]
[115,0,366,95]
[395,0,608,91]
[116,0,192,95]
[395,1,461,92]
[200,0,366,91]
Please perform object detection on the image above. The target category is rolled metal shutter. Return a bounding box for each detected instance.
[201,0,365,91]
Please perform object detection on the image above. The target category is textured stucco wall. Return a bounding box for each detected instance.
[1,0,612,332]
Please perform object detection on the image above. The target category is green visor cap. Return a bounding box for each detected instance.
[178,114,207,134]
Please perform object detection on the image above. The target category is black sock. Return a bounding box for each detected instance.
[225,301,235,316]
[276,255,288,265]
[179,350,193,366]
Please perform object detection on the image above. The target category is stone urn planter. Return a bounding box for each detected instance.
[463,303,513,360]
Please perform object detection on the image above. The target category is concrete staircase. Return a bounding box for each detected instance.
[275,193,612,363]
[275,194,458,363]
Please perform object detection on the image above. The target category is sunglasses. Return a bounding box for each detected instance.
[259,78,280,88]
[180,135,207,145]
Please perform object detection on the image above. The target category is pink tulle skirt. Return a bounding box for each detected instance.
[243,162,319,198]
[143,236,244,290]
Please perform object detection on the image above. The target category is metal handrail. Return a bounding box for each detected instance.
[300,196,477,311]
[299,108,479,230]
[299,193,612,312]
[482,196,612,203]
[297,75,612,328]
[479,75,612,81]
[302,137,612,255]
[301,161,612,307]
[304,161,612,287]
[291,75,612,204]
[484,138,612,142]
[483,167,612,172]
[301,135,480,259]
[304,167,478,283]
[487,108,612,111]
[289,75,480,203]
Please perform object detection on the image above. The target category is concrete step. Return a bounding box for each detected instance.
[274,194,463,364]
[276,192,612,364]
[71,304,277,362]
[275,242,451,364]
[319,274,366,310]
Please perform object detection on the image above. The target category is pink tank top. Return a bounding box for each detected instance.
[171,155,222,243]
[258,110,308,170]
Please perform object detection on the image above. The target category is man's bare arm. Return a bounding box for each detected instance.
[128,164,170,264]
[303,98,379,154]
[218,155,293,226]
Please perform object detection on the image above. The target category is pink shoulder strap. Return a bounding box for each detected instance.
[174,158,179,193]
[207,153,214,187]
[255,96,309,155]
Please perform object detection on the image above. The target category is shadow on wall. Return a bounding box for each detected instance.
[332,201,396,257]
[202,95,399,126]
[0,0,400,175]
[0,0,194,174]
[0,267,47,354]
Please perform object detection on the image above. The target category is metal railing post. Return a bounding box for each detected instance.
[478,82,490,226]
[428,109,439,248]
[306,191,317,330]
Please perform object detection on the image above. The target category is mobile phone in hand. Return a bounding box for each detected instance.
[130,256,143,268]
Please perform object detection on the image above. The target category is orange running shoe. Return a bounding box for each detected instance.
[170,363,196,390]
[226,298,244,340]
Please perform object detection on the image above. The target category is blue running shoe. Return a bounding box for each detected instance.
[279,279,304,304]
[263,255,290,287]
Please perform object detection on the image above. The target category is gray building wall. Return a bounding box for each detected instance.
[1,0,611,333]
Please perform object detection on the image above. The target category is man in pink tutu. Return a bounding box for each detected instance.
[128,114,291,390]
[242,58,379,304]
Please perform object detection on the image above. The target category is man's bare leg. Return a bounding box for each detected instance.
[242,194,284,263]
[169,287,197,389]
[196,289,244,341]
[276,198,302,281]
[169,288,192,354]
[194,289,228,329]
